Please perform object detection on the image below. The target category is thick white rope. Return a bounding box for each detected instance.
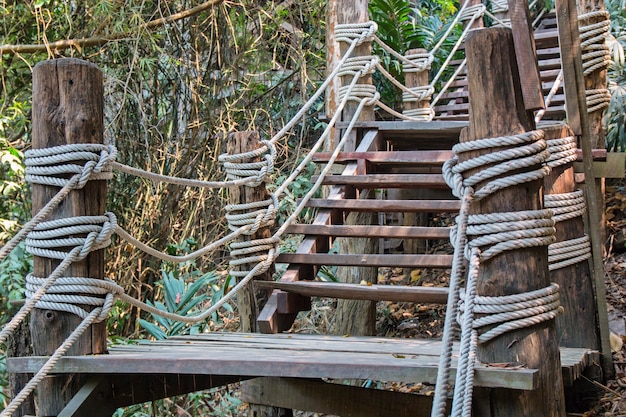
[545,135,578,168]
[535,70,564,123]
[432,130,559,417]
[545,190,592,270]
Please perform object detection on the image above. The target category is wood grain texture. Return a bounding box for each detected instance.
[30,58,107,415]
[465,28,566,416]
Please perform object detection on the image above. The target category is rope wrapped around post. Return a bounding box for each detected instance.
[431,129,560,417]
[578,10,612,114]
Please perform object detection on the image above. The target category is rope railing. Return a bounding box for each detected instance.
[0,20,382,414]
[0,3,609,413]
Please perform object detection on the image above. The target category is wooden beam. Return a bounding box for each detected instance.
[314,174,448,188]
[508,0,545,111]
[285,224,451,239]
[240,377,449,417]
[312,150,453,164]
[276,253,453,268]
[302,199,461,212]
[254,281,449,304]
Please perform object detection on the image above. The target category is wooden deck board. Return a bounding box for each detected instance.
[315,174,448,188]
[7,333,597,391]
[285,224,452,239]
[276,253,454,268]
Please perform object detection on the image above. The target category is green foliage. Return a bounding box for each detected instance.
[369,0,460,110]
[605,0,626,151]
[138,268,231,340]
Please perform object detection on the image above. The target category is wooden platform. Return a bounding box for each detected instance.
[8,332,599,391]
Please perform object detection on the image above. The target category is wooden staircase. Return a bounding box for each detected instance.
[257,120,467,333]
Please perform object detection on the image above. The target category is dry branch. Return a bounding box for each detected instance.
[0,0,224,56]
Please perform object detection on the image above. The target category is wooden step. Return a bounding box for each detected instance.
[254,280,449,304]
[302,199,460,212]
[312,150,453,165]
[276,253,453,268]
[335,120,466,142]
[315,174,448,188]
[286,224,452,239]
[8,332,599,391]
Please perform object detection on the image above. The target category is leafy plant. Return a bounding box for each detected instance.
[605,0,626,151]
[138,269,230,340]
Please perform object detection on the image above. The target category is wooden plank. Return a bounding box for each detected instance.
[8,335,540,390]
[315,174,448,188]
[240,377,447,417]
[276,253,453,268]
[334,121,467,139]
[254,280,449,303]
[8,332,597,391]
[302,199,460,212]
[312,150,453,164]
[285,224,452,239]
[509,0,545,110]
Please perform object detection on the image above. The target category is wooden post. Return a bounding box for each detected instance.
[543,125,600,351]
[227,131,273,333]
[555,0,613,377]
[30,58,107,414]
[325,0,341,151]
[333,0,378,336]
[577,3,609,251]
[400,48,430,266]
[464,28,566,416]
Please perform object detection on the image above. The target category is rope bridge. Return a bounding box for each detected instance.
[0,2,609,415]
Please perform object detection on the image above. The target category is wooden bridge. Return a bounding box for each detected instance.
[6,0,617,416]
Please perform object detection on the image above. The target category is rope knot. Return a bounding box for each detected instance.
[403,53,433,73]
[443,130,551,200]
[334,21,378,45]
[460,4,485,21]
[26,212,117,262]
[219,140,276,187]
[25,143,117,189]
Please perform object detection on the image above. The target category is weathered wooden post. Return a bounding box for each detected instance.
[464,28,566,416]
[227,130,273,332]
[543,126,599,350]
[555,0,613,376]
[399,48,431,266]
[30,58,107,414]
[332,0,378,337]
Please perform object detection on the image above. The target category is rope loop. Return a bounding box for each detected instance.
[403,107,435,121]
[403,52,434,73]
[460,4,486,21]
[25,143,117,188]
[578,11,611,75]
[546,135,578,168]
[25,275,122,322]
[459,283,563,343]
[491,0,509,14]
[228,237,281,278]
[443,130,551,200]
[548,235,592,270]
[219,140,276,187]
[402,86,435,104]
[26,212,117,262]
[225,194,278,235]
[586,88,612,113]
[545,190,586,222]
[338,56,380,77]
[335,21,378,45]
[456,209,556,261]
[338,84,380,106]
